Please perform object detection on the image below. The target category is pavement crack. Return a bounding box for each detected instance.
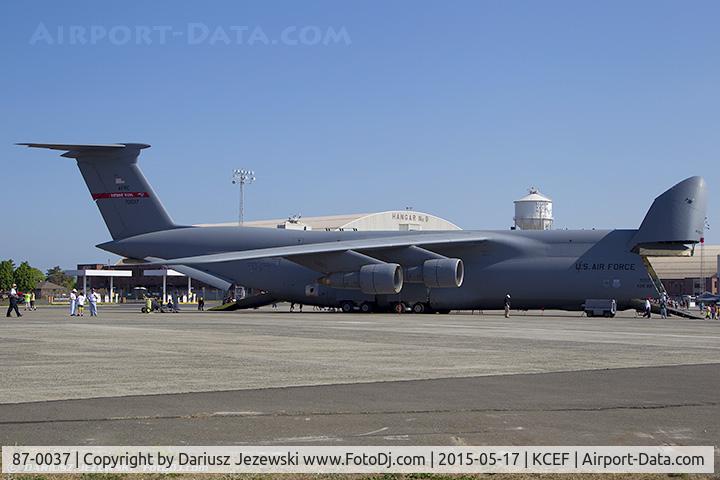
[1,401,717,426]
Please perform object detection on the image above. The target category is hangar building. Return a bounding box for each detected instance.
[651,246,720,295]
[198,210,462,232]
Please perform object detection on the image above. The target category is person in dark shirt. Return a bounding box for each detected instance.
[6,284,22,317]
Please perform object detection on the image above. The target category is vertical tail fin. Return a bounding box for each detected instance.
[19,143,177,240]
[631,176,707,251]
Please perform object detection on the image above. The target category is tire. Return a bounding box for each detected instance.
[412,302,426,314]
[360,302,373,313]
[586,311,594,317]
[340,301,355,313]
[393,302,405,314]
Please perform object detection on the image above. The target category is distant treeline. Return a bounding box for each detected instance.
[0,260,75,292]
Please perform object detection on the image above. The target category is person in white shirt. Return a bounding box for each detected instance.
[69,289,77,316]
[88,288,99,316]
[76,292,86,316]
[6,283,21,317]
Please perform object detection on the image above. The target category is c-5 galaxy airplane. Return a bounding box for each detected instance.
[21,143,707,314]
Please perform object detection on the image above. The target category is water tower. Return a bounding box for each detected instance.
[514,187,553,230]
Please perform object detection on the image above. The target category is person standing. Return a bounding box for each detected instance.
[6,283,22,317]
[23,291,31,311]
[144,295,153,314]
[76,291,85,316]
[197,296,204,311]
[504,294,511,318]
[88,288,98,316]
[30,291,36,310]
[660,295,668,319]
[643,298,652,318]
[69,289,77,316]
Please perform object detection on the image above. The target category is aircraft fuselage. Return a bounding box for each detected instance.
[100,226,657,311]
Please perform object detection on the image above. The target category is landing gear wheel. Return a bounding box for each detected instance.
[340,301,355,313]
[412,302,426,314]
[360,302,374,313]
[393,302,406,314]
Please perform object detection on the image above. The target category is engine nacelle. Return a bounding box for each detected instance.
[320,263,404,295]
[358,263,403,294]
[415,258,464,288]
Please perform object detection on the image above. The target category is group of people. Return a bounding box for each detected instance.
[643,295,669,318]
[143,293,182,313]
[643,294,670,318]
[642,294,720,320]
[69,288,100,316]
[23,291,37,311]
[5,284,38,317]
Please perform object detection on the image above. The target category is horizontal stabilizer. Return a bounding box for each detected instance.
[18,143,150,153]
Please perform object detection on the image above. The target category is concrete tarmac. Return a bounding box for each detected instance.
[1,305,719,446]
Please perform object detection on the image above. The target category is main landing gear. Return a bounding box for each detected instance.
[338,301,449,314]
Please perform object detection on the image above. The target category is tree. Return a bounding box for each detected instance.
[0,259,15,291]
[46,266,75,290]
[13,261,45,292]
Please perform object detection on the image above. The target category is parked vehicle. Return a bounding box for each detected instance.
[584,299,617,318]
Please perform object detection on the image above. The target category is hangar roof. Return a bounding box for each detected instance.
[196,211,462,231]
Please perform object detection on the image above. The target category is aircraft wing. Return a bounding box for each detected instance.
[144,257,234,291]
[149,232,488,265]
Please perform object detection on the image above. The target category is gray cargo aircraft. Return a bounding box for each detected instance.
[21,143,707,313]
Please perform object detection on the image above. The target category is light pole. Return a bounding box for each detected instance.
[232,169,256,226]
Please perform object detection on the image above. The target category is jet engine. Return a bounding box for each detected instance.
[424,258,464,288]
[320,263,403,294]
[405,258,464,288]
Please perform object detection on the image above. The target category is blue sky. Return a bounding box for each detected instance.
[1,0,718,270]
